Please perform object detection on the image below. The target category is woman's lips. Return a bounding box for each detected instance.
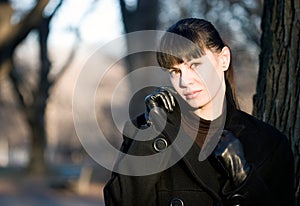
[184,90,202,99]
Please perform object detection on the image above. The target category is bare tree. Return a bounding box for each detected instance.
[119,0,161,118]
[0,0,50,78]
[0,0,88,174]
[253,0,300,204]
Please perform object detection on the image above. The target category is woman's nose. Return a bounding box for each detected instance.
[180,68,193,87]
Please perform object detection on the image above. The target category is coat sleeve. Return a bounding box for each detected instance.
[221,134,295,206]
[103,121,163,206]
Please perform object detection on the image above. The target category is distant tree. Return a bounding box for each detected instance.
[0,0,85,174]
[160,0,262,57]
[0,0,51,174]
[0,0,49,78]
[119,0,161,117]
[253,0,300,203]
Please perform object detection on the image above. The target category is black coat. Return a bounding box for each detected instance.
[104,106,295,206]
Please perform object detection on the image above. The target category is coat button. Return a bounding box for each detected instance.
[170,197,184,206]
[230,194,244,206]
[153,137,168,152]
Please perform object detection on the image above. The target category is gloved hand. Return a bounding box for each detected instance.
[213,130,251,188]
[144,87,178,131]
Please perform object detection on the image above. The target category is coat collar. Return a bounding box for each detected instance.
[161,99,250,202]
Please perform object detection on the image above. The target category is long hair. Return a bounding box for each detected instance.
[156,18,239,109]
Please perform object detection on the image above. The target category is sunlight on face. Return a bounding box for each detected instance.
[169,49,227,119]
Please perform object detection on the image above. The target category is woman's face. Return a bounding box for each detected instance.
[169,48,230,118]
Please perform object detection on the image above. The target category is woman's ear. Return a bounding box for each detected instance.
[219,46,231,71]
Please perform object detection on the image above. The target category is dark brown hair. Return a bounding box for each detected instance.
[156,18,239,109]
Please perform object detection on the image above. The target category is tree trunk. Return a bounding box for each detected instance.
[27,114,47,174]
[119,0,163,118]
[0,0,50,78]
[26,17,52,175]
[253,0,300,204]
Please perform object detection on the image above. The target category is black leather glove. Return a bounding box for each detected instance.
[213,130,251,188]
[144,87,178,130]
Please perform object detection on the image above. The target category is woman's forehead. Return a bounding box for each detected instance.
[174,48,208,62]
[170,50,216,67]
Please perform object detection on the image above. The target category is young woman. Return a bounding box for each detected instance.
[104,18,295,206]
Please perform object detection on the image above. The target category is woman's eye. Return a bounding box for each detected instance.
[169,68,181,76]
[190,63,201,69]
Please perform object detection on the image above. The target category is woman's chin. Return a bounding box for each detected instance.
[184,101,201,111]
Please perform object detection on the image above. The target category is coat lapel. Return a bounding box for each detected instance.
[163,125,222,202]
[181,141,222,202]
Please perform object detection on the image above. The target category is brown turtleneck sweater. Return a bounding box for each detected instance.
[181,110,225,149]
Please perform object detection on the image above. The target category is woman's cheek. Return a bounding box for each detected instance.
[170,77,179,90]
[195,66,222,97]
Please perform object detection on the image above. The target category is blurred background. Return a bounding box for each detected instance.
[0,0,262,205]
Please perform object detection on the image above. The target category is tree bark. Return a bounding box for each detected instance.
[253,0,300,203]
[119,0,163,118]
[0,0,50,78]
[7,1,64,174]
[26,16,52,174]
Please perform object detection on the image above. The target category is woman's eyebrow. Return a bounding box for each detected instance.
[168,66,180,71]
[186,57,203,64]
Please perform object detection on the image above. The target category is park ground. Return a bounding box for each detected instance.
[0,165,110,206]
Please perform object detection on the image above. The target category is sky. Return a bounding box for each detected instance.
[49,0,124,46]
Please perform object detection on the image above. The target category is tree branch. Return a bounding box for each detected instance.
[0,0,50,78]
